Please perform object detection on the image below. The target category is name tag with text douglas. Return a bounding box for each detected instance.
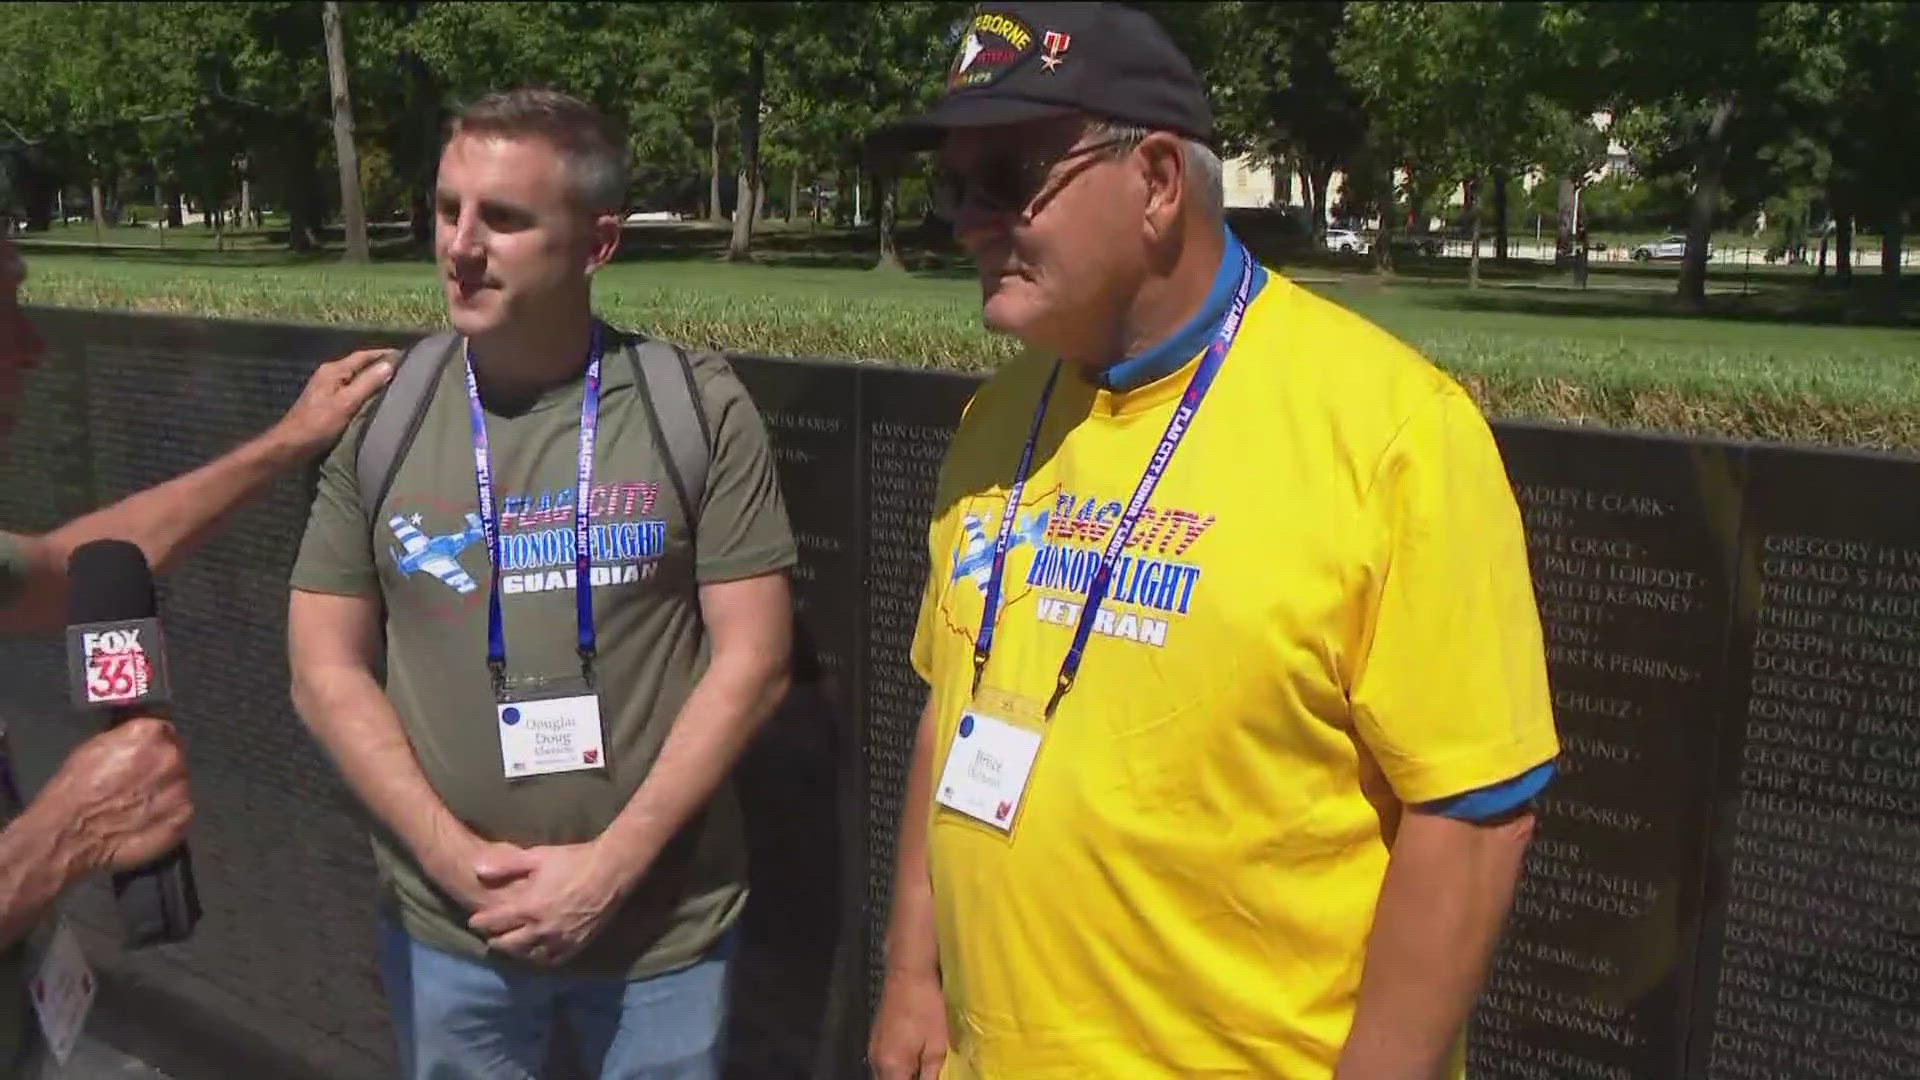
[496,676,606,780]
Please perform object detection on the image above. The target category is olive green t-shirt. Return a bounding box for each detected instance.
[290,327,796,978]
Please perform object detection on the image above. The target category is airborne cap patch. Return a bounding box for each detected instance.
[948,11,1036,90]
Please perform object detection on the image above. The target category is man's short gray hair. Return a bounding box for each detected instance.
[449,89,628,216]
[1084,119,1224,220]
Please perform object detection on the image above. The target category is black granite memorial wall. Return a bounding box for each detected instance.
[1,308,1916,1079]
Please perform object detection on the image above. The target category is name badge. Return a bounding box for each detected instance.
[496,675,606,780]
[30,920,94,1068]
[934,690,1046,835]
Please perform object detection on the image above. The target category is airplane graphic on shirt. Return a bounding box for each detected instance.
[388,513,484,594]
[951,510,1050,590]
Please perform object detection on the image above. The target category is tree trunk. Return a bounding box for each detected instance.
[1881,220,1902,285]
[1372,159,1394,274]
[1836,212,1853,282]
[755,171,769,221]
[1308,161,1335,240]
[1493,173,1509,264]
[240,174,252,226]
[787,168,798,223]
[399,30,439,246]
[1678,96,1736,305]
[1468,181,1483,289]
[1816,231,1828,277]
[90,171,107,242]
[323,1,370,263]
[21,166,52,232]
[285,126,324,253]
[165,189,182,230]
[728,163,752,245]
[874,170,901,271]
[1554,178,1576,266]
[725,45,764,261]
[707,106,724,223]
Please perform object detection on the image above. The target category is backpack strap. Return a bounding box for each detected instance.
[356,330,459,521]
[624,334,712,533]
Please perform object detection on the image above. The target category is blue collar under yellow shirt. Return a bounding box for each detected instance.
[1097,227,1269,393]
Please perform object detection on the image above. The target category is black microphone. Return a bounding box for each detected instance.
[62,539,200,948]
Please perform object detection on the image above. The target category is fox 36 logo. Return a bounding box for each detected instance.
[81,628,151,704]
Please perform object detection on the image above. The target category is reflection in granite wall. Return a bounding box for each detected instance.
[0,312,866,1079]
[5,309,1920,1080]
[727,356,868,1080]
[2,311,402,1079]
[1693,447,1920,1080]
[1473,427,1747,1078]
[853,367,977,1024]
[0,314,94,818]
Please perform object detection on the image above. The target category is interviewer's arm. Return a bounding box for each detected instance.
[287,588,488,907]
[1333,808,1534,1080]
[0,809,80,949]
[0,349,393,634]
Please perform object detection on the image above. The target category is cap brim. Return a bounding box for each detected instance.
[865,96,1080,155]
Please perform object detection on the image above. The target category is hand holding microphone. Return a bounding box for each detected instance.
[33,718,191,876]
[62,539,200,947]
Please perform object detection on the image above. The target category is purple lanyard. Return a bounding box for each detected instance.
[973,251,1254,717]
[463,325,603,689]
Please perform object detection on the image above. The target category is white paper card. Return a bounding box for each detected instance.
[497,694,606,779]
[30,920,93,1067]
[934,710,1043,833]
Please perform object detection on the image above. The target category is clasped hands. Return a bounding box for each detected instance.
[425,829,636,967]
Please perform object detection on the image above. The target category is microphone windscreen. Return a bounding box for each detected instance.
[67,539,157,623]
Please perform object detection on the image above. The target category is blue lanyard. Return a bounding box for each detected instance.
[973,251,1254,717]
[463,325,603,690]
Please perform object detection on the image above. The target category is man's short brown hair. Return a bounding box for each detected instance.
[449,89,627,216]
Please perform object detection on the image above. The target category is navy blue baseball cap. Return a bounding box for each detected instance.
[867,2,1213,152]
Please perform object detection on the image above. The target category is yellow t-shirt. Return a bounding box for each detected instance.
[910,273,1559,1077]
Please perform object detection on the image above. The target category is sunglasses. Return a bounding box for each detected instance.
[930,137,1130,222]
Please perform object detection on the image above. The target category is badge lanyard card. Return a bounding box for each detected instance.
[465,327,609,780]
[935,252,1255,838]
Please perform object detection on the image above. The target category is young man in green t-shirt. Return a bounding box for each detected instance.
[288,90,796,1078]
[0,233,392,1072]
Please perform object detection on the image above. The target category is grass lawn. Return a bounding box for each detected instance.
[14,222,1920,452]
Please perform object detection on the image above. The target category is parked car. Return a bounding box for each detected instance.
[1324,228,1369,255]
[1390,234,1445,257]
[1631,234,1710,261]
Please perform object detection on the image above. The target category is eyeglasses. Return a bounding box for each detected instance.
[930,137,1129,223]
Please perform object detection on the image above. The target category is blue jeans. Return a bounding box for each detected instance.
[378,917,733,1080]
